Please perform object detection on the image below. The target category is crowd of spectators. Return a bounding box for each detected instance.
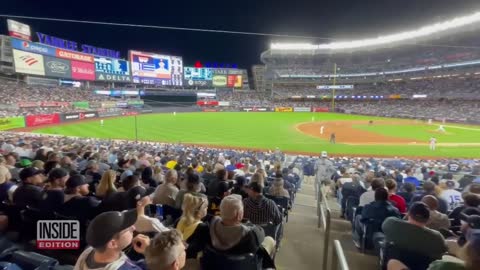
[310,150,480,270]
[0,132,299,269]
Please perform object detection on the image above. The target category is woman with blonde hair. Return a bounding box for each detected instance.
[96,170,117,198]
[250,172,265,187]
[176,193,209,261]
[152,165,164,184]
[269,177,290,198]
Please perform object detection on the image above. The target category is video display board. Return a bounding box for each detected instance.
[129,50,183,86]
[184,67,213,87]
[95,57,131,82]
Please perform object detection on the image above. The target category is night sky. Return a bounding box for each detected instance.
[1,0,480,69]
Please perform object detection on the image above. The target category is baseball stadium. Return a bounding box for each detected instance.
[0,5,479,270]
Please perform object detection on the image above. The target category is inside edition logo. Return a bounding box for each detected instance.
[37,220,80,249]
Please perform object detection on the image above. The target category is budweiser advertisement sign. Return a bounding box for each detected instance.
[26,114,60,127]
[312,107,329,112]
[60,112,98,122]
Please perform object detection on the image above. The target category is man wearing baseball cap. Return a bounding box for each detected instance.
[74,210,143,270]
[12,167,45,209]
[59,175,100,223]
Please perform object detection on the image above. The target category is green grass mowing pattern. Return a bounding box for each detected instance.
[33,112,480,158]
[352,124,480,143]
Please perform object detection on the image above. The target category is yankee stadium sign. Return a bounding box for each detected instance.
[36,32,121,59]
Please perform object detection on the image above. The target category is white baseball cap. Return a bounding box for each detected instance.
[321,151,328,158]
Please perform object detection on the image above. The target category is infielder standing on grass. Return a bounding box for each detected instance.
[437,125,446,133]
[429,137,437,151]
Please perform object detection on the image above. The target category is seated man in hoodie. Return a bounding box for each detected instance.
[210,194,276,268]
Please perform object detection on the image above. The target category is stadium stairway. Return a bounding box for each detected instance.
[275,182,377,270]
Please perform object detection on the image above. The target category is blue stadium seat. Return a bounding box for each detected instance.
[0,251,58,270]
[200,245,262,270]
[0,262,22,270]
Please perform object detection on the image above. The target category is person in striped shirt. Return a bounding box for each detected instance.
[243,182,282,225]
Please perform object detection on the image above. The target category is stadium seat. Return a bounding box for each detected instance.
[265,195,290,222]
[379,241,443,270]
[0,251,58,270]
[0,262,22,270]
[200,245,262,270]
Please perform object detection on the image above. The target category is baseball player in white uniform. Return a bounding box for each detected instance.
[437,125,446,133]
[429,137,437,150]
[320,125,325,135]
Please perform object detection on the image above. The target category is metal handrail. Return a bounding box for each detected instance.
[332,240,349,270]
[317,183,332,270]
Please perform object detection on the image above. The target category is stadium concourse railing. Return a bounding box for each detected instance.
[317,183,349,270]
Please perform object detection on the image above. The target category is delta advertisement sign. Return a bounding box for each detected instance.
[25,114,60,127]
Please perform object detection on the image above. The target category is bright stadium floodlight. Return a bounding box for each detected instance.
[271,11,480,51]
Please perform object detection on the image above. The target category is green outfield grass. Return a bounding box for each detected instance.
[31,112,480,158]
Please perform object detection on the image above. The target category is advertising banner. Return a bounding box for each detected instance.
[60,111,98,122]
[98,111,121,118]
[7,20,31,40]
[316,85,354,90]
[197,100,219,106]
[73,101,90,109]
[275,107,293,112]
[101,101,117,108]
[43,56,72,78]
[227,75,243,88]
[122,111,139,116]
[0,116,25,131]
[71,61,95,81]
[241,107,271,112]
[212,75,227,87]
[202,109,218,112]
[212,68,243,75]
[130,50,183,86]
[294,107,312,112]
[13,49,45,76]
[127,100,144,106]
[40,101,70,107]
[116,102,128,108]
[11,38,57,56]
[312,107,330,112]
[18,102,39,108]
[141,109,153,114]
[95,57,131,82]
[25,114,60,127]
[56,49,94,63]
[218,101,230,106]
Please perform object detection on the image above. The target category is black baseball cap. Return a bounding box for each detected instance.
[65,175,87,189]
[86,210,137,248]
[127,186,154,208]
[460,208,480,229]
[47,168,68,182]
[19,167,44,181]
[247,181,263,193]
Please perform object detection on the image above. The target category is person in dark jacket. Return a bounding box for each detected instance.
[341,174,366,217]
[207,169,227,197]
[354,188,401,246]
[12,167,45,209]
